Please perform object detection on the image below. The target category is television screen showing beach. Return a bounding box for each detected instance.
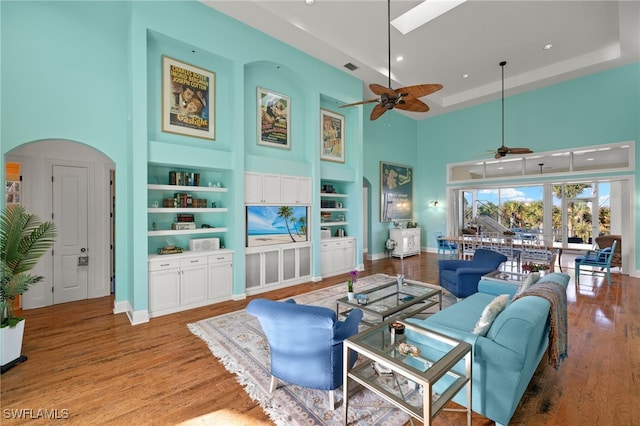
[246,205,308,247]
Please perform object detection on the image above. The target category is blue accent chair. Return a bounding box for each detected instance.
[246,298,363,409]
[436,232,458,259]
[438,248,507,298]
[575,240,617,286]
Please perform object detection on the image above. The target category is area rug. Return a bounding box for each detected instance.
[188,274,454,426]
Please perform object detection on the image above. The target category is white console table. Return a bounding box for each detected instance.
[389,227,421,259]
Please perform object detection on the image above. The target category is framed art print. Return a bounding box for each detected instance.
[258,87,290,149]
[320,109,345,163]
[162,56,215,140]
[380,161,413,222]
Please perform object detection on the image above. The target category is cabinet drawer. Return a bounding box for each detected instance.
[181,256,208,267]
[320,242,333,251]
[208,253,233,264]
[149,259,181,271]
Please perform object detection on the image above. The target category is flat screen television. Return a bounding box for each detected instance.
[246,205,308,247]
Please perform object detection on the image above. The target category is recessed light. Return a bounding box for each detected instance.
[304,0,314,5]
[462,73,469,79]
[396,55,404,62]
[543,44,553,50]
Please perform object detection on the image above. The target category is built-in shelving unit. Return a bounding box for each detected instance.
[147,166,230,254]
[320,182,349,228]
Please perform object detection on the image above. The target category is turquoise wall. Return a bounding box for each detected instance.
[414,63,640,265]
[362,105,418,254]
[2,2,638,318]
[1,1,364,317]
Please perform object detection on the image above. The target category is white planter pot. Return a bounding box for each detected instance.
[347,292,355,300]
[1,319,25,366]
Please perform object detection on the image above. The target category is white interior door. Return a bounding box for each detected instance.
[53,165,89,303]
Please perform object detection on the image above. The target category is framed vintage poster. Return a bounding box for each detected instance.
[320,109,345,163]
[380,161,413,222]
[257,87,290,149]
[162,56,215,140]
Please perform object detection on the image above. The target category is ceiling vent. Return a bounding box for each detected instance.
[343,62,358,71]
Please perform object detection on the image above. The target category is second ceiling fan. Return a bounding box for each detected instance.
[339,0,443,120]
[482,61,534,159]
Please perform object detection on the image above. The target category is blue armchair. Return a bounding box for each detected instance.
[246,298,363,409]
[438,248,507,298]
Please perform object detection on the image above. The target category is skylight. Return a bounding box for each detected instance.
[391,0,467,35]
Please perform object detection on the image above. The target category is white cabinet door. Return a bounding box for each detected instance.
[245,172,281,204]
[344,238,356,270]
[245,252,262,289]
[262,174,281,203]
[180,257,208,306]
[320,241,333,276]
[298,177,312,204]
[282,175,312,204]
[245,172,263,203]
[280,175,299,205]
[208,253,233,300]
[298,245,311,277]
[245,248,281,289]
[282,245,312,281]
[332,240,348,272]
[149,268,181,314]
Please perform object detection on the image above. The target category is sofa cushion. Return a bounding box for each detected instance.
[472,294,510,336]
[515,272,540,296]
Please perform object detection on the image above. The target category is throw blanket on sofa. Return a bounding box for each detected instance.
[513,280,568,369]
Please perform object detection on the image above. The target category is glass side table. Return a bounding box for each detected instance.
[343,319,472,425]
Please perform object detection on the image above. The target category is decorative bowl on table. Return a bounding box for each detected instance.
[355,294,369,305]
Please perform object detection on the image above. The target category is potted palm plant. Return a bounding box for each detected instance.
[1,205,56,372]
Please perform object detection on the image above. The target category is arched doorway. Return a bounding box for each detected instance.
[6,140,115,308]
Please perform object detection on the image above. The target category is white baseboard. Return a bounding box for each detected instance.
[114,300,149,325]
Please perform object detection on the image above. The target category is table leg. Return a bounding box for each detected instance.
[557,248,563,272]
[343,343,350,424]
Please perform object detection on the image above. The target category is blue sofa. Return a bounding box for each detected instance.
[438,248,508,298]
[406,272,570,425]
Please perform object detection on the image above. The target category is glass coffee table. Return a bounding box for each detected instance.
[343,319,472,425]
[336,279,442,326]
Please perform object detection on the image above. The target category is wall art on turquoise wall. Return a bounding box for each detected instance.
[162,56,215,140]
[258,87,290,149]
[320,108,345,163]
[380,161,413,222]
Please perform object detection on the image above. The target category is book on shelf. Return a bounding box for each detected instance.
[169,171,200,187]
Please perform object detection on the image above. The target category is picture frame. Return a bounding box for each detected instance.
[257,87,290,149]
[320,109,345,163]
[380,161,414,222]
[162,56,215,140]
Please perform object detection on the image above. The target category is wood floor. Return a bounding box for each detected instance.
[1,253,638,425]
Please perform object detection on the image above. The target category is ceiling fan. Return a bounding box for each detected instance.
[481,61,533,159]
[339,0,443,121]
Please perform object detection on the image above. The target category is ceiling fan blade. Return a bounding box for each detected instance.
[508,147,534,154]
[339,98,378,108]
[395,97,429,112]
[473,151,497,158]
[396,84,443,98]
[369,83,397,97]
[370,104,387,120]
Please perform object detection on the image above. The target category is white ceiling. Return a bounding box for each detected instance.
[204,0,640,119]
